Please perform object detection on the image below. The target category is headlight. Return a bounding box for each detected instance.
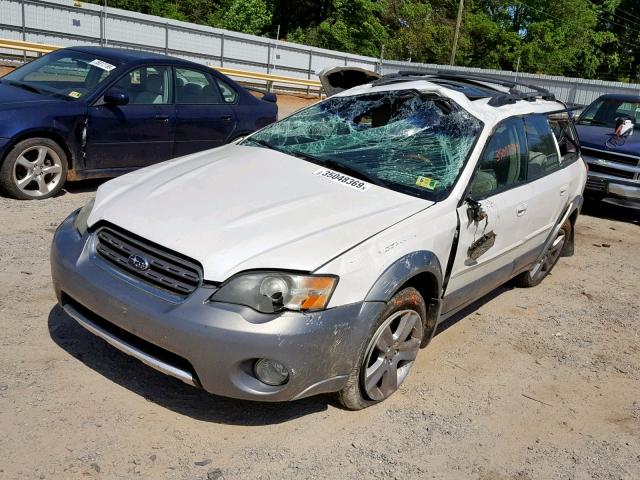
[210,272,338,313]
[72,198,95,236]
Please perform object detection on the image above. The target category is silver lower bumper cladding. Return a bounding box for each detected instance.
[63,302,199,388]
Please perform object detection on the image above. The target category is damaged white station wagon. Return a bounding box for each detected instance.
[51,71,587,409]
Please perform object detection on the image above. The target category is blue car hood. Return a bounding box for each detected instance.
[0,81,69,111]
[576,124,640,157]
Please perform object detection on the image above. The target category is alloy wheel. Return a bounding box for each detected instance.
[362,309,423,401]
[529,229,566,280]
[12,145,63,198]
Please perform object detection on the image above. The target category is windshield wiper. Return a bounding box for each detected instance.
[4,80,42,94]
[579,119,606,126]
[245,137,277,150]
[321,159,388,189]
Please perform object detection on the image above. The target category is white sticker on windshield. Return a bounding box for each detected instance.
[89,59,116,71]
[313,169,370,191]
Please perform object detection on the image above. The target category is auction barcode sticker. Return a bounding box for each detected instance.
[89,59,116,71]
[313,168,370,191]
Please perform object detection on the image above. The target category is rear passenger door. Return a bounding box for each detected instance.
[444,117,531,314]
[514,114,573,271]
[173,67,237,157]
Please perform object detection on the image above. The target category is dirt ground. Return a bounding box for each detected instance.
[0,177,638,480]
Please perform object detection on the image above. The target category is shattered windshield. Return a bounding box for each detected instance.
[242,90,483,199]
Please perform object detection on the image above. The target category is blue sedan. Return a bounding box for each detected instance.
[0,46,278,199]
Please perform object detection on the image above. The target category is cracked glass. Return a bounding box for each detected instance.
[242,90,483,199]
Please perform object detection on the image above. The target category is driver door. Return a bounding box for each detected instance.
[443,117,532,314]
[85,65,175,171]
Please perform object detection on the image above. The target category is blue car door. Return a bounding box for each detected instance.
[172,67,237,157]
[85,65,175,171]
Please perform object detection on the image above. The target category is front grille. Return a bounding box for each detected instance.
[588,163,636,179]
[585,177,607,192]
[582,147,640,167]
[95,225,202,296]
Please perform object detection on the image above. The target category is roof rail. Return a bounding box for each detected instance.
[435,70,554,97]
[372,70,556,107]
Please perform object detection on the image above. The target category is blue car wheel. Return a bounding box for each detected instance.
[0,138,68,200]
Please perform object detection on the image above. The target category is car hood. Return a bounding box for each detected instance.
[89,144,431,281]
[0,82,68,111]
[576,124,640,157]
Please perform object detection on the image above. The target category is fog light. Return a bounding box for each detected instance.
[254,358,289,386]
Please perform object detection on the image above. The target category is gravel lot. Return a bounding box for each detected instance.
[0,179,638,480]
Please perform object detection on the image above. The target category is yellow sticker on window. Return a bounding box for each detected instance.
[416,176,438,190]
[68,91,82,98]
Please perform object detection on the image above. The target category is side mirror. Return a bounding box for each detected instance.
[262,92,277,103]
[103,89,129,106]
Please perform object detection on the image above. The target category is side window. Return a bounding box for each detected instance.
[112,66,171,105]
[470,117,528,198]
[547,112,579,165]
[525,114,560,180]
[216,78,238,103]
[175,68,223,104]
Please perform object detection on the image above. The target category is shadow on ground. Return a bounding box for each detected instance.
[435,284,513,336]
[48,304,329,425]
[581,198,639,225]
[63,179,109,195]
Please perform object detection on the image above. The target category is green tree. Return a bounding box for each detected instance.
[380,0,454,64]
[209,0,272,35]
[288,0,388,57]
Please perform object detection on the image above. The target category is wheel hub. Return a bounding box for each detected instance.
[362,309,424,401]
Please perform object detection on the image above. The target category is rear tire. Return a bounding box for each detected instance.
[0,138,68,200]
[515,220,570,288]
[337,287,426,410]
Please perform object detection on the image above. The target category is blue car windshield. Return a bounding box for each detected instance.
[242,91,483,200]
[2,50,121,100]
[578,98,640,128]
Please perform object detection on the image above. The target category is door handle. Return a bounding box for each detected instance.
[560,184,568,196]
[155,114,169,122]
[516,203,528,217]
[219,115,233,121]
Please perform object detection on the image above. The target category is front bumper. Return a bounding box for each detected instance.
[584,170,640,209]
[51,213,385,401]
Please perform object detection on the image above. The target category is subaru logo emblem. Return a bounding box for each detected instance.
[128,254,150,271]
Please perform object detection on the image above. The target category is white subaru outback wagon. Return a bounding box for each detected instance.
[51,72,587,409]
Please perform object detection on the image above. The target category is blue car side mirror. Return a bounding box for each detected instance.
[103,89,129,106]
[262,92,277,103]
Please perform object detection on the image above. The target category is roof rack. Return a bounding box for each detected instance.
[371,70,556,107]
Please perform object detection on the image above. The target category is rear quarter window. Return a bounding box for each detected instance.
[547,112,579,166]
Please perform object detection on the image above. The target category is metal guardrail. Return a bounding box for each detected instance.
[0,37,59,53]
[0,38,323,90]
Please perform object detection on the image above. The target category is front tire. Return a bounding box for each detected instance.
[338,287,426,410]
[0,138,68,200]
[515,220,570,288]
